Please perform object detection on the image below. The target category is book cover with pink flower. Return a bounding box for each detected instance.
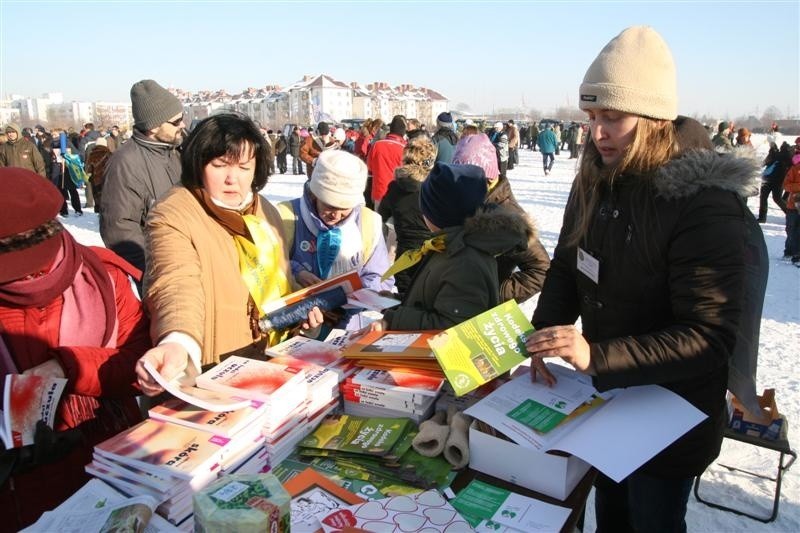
[194,356,307,404]
[350,368,444,397]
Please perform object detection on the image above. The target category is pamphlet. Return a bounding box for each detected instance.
[345,288,401,312]
[451,479,570,532]
[317,489,470,533]
[282,468,364,533]
[0,373,67,448]
[428,299,534,396]
[143,360,252,413]
[466,366,708,482]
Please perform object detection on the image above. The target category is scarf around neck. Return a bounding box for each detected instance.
[190,187,259,240]
[0,231,118,349]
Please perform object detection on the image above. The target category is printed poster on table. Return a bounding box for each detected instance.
[428,300,534,396]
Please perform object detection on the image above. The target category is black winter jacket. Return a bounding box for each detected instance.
[533,147,761,478]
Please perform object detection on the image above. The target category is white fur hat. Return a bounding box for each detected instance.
[309,150,367,208]
[579,26,677,120]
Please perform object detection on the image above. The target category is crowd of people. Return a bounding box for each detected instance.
[0,23,790,532]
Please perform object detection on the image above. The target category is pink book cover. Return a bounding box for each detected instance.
[350,368,444,397]
[195,356,307,403]
[148,397,267,438]
[3,374,67,448]
[94,418,261,480]
[268,356,338,390]
[265,336,345,368]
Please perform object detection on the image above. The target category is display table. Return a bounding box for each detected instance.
[451,467,597,533]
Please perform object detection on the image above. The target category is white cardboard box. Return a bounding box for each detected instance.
[468,421,591,501]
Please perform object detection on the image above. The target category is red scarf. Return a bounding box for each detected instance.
[0,232,118,349]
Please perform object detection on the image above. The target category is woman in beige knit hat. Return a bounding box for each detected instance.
[525,26,764,531]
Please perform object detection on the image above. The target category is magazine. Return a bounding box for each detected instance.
[0,373,67,448]
[261,270,363,314]
[428,299,534,396]
[21,478,178,533]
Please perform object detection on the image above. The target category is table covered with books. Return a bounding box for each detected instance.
[25,294,710,532]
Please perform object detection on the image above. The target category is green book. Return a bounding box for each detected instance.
[298,414,414,457]
[428,300,534,396]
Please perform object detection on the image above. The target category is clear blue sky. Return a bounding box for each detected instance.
[1,0,797,119]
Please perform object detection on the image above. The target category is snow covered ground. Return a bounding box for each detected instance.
[61,134,798,531]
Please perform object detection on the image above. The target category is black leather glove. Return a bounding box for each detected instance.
[0,421,83,485]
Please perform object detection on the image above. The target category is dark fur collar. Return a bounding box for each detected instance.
[654,148,761,200]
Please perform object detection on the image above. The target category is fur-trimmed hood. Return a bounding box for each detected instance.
[393,164,429,189]
[654,148,761,201]
[444,203,533,257]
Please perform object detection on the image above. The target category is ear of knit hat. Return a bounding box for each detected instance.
[309,150,368,208]
[452,133,499,180]
[130,79,183,132]
[420,163,487,229]
[579,26,677,120]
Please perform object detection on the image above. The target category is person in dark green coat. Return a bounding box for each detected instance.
[374,163,529,331]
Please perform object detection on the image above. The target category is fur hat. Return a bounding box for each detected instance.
[130,79,183,131]
[579,26,677,120]
[309,150,367,209]
[420,163,487,229]
[437,112,454,129]
[493,121,503,130]
[0,168,65,283]
[333,128,346,143]
[451,133,499,180]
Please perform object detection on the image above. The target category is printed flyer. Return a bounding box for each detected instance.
[428,300,534,396]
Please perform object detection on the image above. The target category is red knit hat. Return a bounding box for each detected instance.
[0,168,65,283]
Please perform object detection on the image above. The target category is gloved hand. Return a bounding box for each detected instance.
[0,420,83,486]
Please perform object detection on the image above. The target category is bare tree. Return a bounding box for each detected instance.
[760,105,783,128]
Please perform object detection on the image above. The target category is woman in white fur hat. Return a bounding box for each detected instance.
[525,26,764,531]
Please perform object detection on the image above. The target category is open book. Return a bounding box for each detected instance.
[0,373,67,449]
[21,478,178,532]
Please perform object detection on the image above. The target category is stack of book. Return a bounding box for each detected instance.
[87,416,266,525]
[341,330,443,374]
[294,414,454,490]
[265,355,340,417]
[341,367,444,424]
[193,355,312,468]
[265,335,357,381]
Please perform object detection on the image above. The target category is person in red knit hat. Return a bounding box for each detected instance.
[0,168,151,529]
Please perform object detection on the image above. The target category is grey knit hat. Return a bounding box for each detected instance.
[579,26,677,120]
[130,79,183,131]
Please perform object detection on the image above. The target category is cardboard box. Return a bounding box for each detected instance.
[468,421,591,501]
[728,388,785,440]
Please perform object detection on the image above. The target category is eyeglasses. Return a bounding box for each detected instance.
[167,115,184,127]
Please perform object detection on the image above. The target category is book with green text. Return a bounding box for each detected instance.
[428,299,534,396]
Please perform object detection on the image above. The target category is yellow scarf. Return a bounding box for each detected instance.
[381,235,447,282]
[233,214,291,314]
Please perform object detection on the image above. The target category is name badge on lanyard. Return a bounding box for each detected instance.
[577,247,600,284]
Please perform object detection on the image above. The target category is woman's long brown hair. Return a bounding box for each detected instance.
[564,117,679,247]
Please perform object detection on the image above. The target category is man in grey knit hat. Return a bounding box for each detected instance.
[100,79,185,284]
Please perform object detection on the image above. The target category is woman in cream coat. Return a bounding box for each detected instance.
[136,114,320,395]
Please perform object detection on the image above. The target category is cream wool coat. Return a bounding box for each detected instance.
[144,187,292,365]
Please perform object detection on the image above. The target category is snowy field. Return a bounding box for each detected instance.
[60,134,798,532]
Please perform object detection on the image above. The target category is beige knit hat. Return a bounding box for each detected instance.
[309,150,367,209]
[579,26,677,120]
